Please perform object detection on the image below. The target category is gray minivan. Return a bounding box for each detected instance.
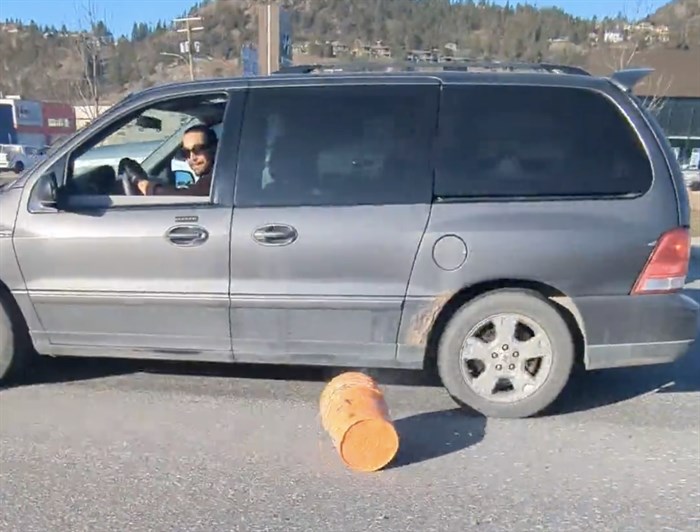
[0,61,696,418]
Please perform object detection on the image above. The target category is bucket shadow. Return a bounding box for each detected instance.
[388,408,486,469]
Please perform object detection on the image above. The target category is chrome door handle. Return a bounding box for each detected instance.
[166,225,209,247]
[252,224,298,246]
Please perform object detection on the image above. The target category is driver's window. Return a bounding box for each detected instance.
[66,93,228,199]
[71,110,190,187]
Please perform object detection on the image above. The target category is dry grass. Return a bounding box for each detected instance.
[691,207,700,238]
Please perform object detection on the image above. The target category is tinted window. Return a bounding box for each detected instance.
[435,85,653,199]
[235,84,438,207]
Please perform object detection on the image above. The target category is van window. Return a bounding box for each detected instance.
[234,84,438,207]
[435,85,653,199]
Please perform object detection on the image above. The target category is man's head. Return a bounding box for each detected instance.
[181,125,217,177]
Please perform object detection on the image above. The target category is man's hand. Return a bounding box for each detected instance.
[136,179,151,195]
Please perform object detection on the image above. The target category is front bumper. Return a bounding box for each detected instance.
[575,292,699,370]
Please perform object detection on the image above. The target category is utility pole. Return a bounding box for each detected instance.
[173,16,204,80]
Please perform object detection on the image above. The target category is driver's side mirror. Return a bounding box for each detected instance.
[34,172,59,208]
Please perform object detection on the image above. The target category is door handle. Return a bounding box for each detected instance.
[165,225,209,247]
[252,224,298,246]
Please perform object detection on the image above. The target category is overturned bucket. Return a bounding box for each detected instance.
[319,371,399,472]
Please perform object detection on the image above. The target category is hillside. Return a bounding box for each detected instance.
[650,0,700,26]
[0,0,697,105]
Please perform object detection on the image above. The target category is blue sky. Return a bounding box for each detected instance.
[1,0,670,38]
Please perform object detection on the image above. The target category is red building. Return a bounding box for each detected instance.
[41,102,76,145]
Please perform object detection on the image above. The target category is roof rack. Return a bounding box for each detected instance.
[273,59,591,76]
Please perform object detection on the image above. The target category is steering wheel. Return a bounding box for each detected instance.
[117,157,148,196]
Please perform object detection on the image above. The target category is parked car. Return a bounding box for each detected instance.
[0,143,46,174]
[0,62,696,418]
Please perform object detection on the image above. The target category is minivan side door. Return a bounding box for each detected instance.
[228,79,440,364]
[12,89,244,359]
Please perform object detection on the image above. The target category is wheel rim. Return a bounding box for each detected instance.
[458,313,554,403]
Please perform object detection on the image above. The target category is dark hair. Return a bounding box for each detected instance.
[183,124,218,148]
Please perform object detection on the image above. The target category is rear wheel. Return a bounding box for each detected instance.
[0,295,31,384]
[437,289,575,418]
[13,161,24,174]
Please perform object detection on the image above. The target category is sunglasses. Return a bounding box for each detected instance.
[180,143,211,159]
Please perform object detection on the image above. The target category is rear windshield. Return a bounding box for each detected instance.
[0,145,21,154]
[435,85,653,199]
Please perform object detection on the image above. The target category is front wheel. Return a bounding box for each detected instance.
[437,289,575,419]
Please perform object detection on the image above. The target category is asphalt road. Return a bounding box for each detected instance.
[1,252,699,532]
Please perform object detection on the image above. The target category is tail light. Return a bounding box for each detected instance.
[631,227,690,295]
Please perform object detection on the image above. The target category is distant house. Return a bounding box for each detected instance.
[406,50,435,62]
[604,31,624,44]
[330,41,349,57]
[444,42,458,53]
[623,21,671,44]
[356,41,392,59]
[292,42,310,56]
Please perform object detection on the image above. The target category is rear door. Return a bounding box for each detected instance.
[229,79,439,363]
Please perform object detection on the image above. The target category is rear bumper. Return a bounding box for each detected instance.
[575,292,699,370]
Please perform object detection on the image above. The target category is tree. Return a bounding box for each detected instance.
[68,0,111,121]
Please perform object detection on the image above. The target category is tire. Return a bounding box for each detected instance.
[0,294,31,385]
[13,161,24,174]
[437,289,575,419]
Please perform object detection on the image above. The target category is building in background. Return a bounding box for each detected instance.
[74,104,112,129]
[655,97,700,174]
[41,102,76,145]
[243,3,293,76]
[0,96,77,147]
[0,96,45,147]
[587,47,700,182]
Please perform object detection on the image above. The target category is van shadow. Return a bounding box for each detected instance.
[551,314,700,415]
[552,352,700,415]
[2,355,443,390]
[0,355,140,390]
[387,408,486,469]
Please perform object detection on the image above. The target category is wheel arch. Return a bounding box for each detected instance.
[421,278,587,372]
[0,277,31,340]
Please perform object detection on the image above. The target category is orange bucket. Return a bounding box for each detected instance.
[319,372,399,472]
